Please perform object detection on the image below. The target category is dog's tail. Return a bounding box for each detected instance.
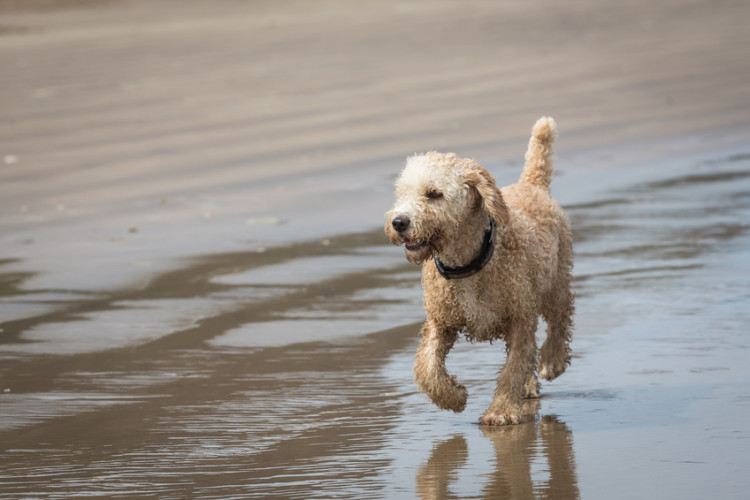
[519,116,557,190]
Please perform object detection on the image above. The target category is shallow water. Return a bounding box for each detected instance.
[2,150,749,498]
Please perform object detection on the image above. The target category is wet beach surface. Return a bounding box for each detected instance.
[2,0,750,498]
[2,147,750,498]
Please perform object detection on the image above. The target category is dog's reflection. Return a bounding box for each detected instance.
[415,435,469,499]
[416,401,579,499]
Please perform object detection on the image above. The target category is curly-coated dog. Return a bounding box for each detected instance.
[385,117,574,425]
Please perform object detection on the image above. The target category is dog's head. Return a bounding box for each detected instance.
[385,152,508,264]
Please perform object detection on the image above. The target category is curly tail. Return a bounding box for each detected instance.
[519,116,557,190]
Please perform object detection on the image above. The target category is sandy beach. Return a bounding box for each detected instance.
[2,0,750,498]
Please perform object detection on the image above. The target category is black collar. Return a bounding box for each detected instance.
[434,217,496,280]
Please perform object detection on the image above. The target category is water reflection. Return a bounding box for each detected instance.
[416,435,469,499]
[416,402,579,500]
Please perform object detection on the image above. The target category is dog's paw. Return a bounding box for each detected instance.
[539,344,571,381]
[423,376,468,413]
[440,378,468,413]
[479,410,521,426]
[538,360,567,381]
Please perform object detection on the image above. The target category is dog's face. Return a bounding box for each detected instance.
[385,152,479,264]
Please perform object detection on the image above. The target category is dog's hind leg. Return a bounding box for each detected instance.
[414,320,467,413]
[539,228,574,381]
[539,281,574,381]
[480,316,538,425]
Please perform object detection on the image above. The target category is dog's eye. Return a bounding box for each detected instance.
[426,189,443,200]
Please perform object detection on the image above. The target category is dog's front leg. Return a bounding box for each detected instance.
[414,319,467,412]
[480,318,538,425]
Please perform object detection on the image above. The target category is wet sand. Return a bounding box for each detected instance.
[2,0,750,498]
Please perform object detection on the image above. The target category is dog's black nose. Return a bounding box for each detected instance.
[392,215,410,233]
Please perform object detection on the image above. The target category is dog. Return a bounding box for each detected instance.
[385,117,574,425]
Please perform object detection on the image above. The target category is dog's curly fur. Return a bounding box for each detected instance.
[385,117,574,425]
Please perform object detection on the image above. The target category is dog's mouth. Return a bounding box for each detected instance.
[402,235,440,263]
[404,237,429,251]
[404,235,439,249]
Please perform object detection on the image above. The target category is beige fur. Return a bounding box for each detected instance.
[385,117,574,425]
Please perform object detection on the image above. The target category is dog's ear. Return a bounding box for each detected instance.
[461,160,509,225]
